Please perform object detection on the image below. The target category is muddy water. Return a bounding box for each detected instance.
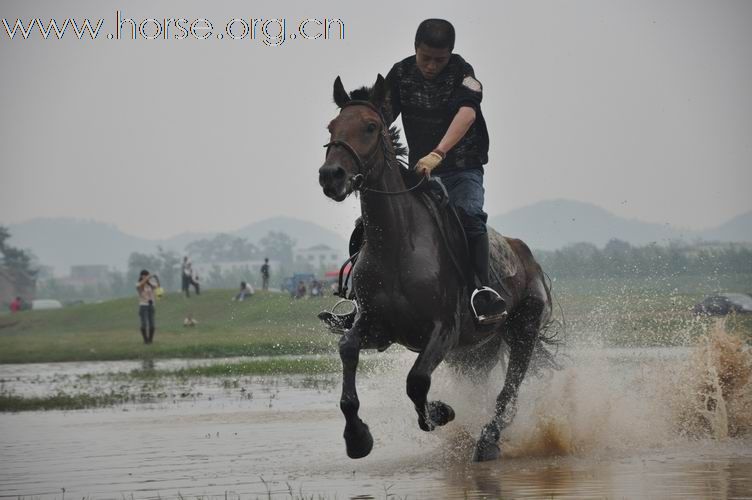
[1,332,751,499]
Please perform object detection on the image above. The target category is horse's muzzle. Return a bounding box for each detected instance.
[319,163,349,201]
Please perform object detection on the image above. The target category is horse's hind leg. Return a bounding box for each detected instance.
[473,296,544,462]
[339,322,373,459]
[407,320,457,432]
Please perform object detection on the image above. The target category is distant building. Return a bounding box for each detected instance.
[294,244,343,271]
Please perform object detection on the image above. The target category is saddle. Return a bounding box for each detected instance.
[417,178,517,305]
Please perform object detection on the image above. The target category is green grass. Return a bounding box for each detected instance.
[1,275,750,364]
[124,357,349,378]
[547,274,752,346]
[0,392,136,412]
[0,289,340,364]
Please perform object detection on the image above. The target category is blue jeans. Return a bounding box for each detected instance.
[436,168,488,239]
[139,304,155,332]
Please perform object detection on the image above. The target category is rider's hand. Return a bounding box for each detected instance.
[415,150,444,177]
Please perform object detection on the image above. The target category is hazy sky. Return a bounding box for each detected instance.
[1,0,751,241]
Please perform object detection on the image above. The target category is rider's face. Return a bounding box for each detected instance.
[415,44,451,80]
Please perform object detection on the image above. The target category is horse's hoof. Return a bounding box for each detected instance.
[472,437,501,462]
[344,420,373,459]
[473,441,500,462]
[428,401,455,427]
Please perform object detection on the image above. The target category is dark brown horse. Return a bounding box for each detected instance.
[318,75,557,462]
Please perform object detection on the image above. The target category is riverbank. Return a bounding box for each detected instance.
[1,277,750,364]
[0,290,339,364]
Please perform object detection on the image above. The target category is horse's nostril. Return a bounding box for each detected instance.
[334,168,346,179]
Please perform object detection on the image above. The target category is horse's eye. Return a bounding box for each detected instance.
[366,123,378,133]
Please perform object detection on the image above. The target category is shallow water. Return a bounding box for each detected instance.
[1,339,751,499]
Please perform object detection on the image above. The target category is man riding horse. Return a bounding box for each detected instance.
[321,18,506,329]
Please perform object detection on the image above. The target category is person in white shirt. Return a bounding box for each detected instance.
[136,269,159,344]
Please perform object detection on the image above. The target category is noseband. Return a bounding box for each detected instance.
[323,100,424,195]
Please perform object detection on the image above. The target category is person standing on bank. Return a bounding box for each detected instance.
[181,256,193,298]
[136,269,159,344]
[260,258,270,291]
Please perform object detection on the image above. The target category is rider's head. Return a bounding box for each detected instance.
[414,19,454,80]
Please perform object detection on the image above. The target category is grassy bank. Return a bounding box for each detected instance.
[1,275,750,364]
[549,274,752,345]
[0,289,340,364]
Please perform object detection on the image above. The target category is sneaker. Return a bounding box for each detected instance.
[318,299,358,334]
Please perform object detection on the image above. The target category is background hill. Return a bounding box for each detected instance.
[489,200,751,250]
[5,201,750,274]
[7,217,347,275]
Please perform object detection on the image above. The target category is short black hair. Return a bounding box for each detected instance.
[415,19,455,51]
[140,269,149,277]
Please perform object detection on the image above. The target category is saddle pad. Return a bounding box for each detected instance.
[488,228,518,281]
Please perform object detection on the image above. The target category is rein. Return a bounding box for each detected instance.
[323,100,425,196]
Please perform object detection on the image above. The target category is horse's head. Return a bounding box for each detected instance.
[319,75,389,201]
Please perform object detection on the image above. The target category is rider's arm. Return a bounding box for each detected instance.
[437,60,483,156]
[435,106,476,156]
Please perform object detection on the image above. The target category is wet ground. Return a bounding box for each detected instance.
[1,341,751,499]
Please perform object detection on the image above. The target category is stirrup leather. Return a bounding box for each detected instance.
[470,286,508,325]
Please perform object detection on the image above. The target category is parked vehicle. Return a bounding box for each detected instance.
[31,299,64,310]
[281,273,316,297]
[693,293,752,316]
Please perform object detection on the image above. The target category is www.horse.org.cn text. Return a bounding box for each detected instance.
[2,12,346,46]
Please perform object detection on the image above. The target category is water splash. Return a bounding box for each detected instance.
[667,318,752,439]
[424,319,752,459]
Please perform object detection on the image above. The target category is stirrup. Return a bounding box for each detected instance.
[317,299,358,334]
[471,286,508,325]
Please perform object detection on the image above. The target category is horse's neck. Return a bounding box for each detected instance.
[360,162,416,254]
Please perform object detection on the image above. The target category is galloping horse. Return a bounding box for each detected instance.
[318,75,556,462]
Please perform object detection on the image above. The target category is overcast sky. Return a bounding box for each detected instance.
[1,0,750,241]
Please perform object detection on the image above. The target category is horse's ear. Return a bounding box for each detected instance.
[370,74,387,108]
[333,76,350,108]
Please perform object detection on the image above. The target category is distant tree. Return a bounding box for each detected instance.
[108,270,132,298]
[127,252,162,282]
[603,239,633,275]
[0,226,38,279]
[207,264,224,287]
[156,246,180,291]
[185,234,260,262]
[126,248,180,291]
[260,231,295,267]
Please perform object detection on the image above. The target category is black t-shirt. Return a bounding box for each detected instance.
[384,53,489,173]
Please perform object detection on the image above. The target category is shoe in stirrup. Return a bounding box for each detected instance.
[471,286,508,325]
[317,299,358,334]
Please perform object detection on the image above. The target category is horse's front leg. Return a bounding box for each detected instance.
[339,320,373,459]
[473,297,543,462]
[407,320,458,432]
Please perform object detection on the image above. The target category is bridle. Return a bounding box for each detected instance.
[323,100,425,196]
